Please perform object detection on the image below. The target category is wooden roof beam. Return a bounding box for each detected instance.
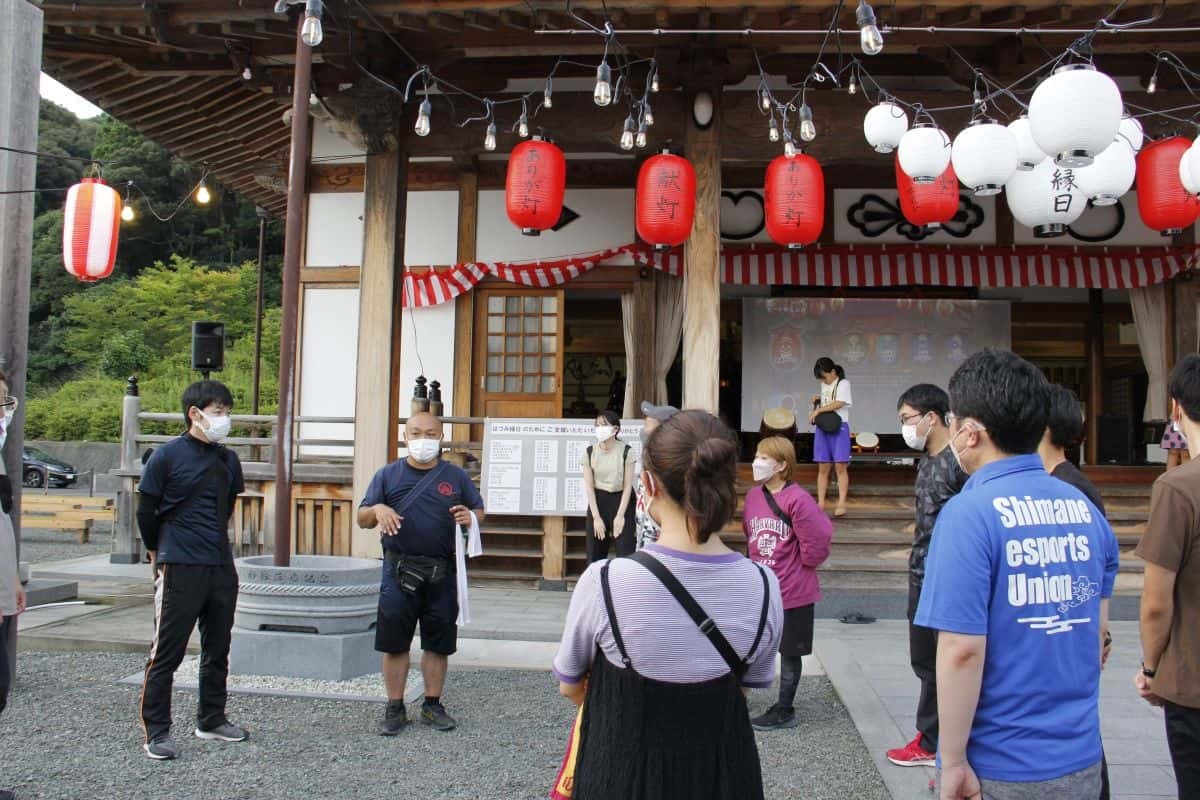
[427,12,464,33]
[463,11,497,31]
[981,6,1026,26]
[936,5,983,27]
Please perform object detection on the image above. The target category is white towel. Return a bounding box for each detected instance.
[455,513,483,626]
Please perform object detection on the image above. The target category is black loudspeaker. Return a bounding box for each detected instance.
[1097,415,1134,465]
[191,321,225,373]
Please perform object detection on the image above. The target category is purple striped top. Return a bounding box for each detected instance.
[553,544,784,688]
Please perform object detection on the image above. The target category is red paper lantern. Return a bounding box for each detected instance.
[63,177,121,282]
[1136,136,1200,236]
[505,137,566,236]
[764,154,824,248]
[636,150,696,251]
[895,156,959,228]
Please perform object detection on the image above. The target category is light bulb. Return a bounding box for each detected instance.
[857,0,884,55]
[242,66,252,81]
[518,114,530,138]
[414,98,431,137]
[196,183,211,204]
[300,13,323,47]
[636,124,648,149]
[760,86,772,112]
[848,73,857,95]
[594,61,612,107]
[784,138,797,158]
[620,115,636,151]
[651,71,660,93]
[543,78,553,109]
[121,204,135,222]
[484,122,497,152]
[768,117,780,142]
[799,105,816,142]
[643,103,654,126]
[1147,68,1158,94]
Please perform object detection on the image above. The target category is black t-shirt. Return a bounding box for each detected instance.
[1051,460,1107,516]
[360,459,483,558]
[138,433,244,565]
[911,446,968,587]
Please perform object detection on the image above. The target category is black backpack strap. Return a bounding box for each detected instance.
[599,562,632,668]
[744,565,771,663]
[629,551,748,679]
[761,483,793,530]
[392,461,448,518]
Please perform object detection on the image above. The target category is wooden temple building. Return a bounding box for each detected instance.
[39,0,1200,592]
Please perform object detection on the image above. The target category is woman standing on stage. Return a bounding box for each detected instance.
[809,357,852,516]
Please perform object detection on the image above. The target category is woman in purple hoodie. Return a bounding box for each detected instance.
[743,435,833,731]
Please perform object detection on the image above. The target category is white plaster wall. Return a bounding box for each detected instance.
[300,287,359,457]
[405,191,459,265]
[311,121,365,163]
[833,189,998,244]
[398,301,458,422]
[477,188,635,265]
[306,192,365,267]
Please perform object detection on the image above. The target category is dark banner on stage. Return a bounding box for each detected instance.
[740,298,1011,435]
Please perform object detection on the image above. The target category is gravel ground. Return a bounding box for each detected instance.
[0,652,888,800]
[16,526,111,565]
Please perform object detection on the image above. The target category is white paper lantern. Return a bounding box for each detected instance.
[1179,140,1200,197]
[1028,63,1123,168]
[897,124,951,184]
[951,120,1019,196]
[1007,116,1046,171]
[1075,140,1136,206]
[863,101,909,154]
[1118,115,1144,154]
[1005,157,1087,237]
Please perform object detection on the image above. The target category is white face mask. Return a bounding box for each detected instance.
[0,409,10,449]
[752,457,778,483]
[198,410,231,443]
[642,473,661,527]
[407,438,441,463]
[948,423,973,473]
[901,414,930,451]
[595,425,615,442]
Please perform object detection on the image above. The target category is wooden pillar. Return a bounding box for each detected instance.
[682,87,722,412]
[351,148,408,558]
[540,515,566,589]
[1085,288,1105,465]
[452,170,479,443]
[631,272,657,414]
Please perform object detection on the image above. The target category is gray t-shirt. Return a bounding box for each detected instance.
[553,544,783,688]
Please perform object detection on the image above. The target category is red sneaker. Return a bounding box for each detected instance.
[886,734,936,767]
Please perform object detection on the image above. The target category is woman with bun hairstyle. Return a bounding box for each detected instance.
[809,356,852,516]
[554,410,784,800]
[744,436,832,731]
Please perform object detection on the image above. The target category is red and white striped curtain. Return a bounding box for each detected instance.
[401,243,1200,308]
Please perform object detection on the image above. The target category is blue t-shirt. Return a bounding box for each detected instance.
[360,459,483,558]
[915,453,1119,783]
[138,433,244,565]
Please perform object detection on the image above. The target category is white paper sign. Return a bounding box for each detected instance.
[532,478,558,512]
[489,439,523,463]
[534,440,559,473]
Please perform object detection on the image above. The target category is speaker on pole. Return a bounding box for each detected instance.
[191,321,225,377]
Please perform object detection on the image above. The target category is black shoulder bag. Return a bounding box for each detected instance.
[388,462,452,595]
[814,379,844,434]
[761,483,794,530]
[628,551,770,679]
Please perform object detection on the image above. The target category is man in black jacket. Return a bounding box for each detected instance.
[136,380,247,760]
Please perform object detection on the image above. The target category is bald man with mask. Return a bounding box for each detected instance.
[358,413,484,736]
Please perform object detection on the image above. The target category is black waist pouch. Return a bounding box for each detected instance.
[392,554,451,595]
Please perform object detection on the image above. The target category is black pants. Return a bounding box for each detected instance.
[0,615,11,717]
[908,584,938,752]
[140,562,238,742]
[586,489,636,563]
[1165,700,1200,799]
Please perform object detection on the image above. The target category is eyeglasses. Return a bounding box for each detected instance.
[0,396,17,412]
[898,412,925,425]
[945,412,986,432]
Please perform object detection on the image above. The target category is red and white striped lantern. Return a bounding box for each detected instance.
[896,157,959,228]
[764,154,824,248]
[1136,136,1200,236]
[505,137,566,236]
[63,178,121,282]
[636,150,696,252]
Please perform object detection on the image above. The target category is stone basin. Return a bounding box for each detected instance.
[234,555,380,635]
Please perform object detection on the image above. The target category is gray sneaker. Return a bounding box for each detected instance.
[420,701,457,732]
[751,705,799,731]
[194,722,248,742]
[143,736,179,760]
[377,701,408,736]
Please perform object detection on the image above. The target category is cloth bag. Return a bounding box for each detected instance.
[549,702,585,800]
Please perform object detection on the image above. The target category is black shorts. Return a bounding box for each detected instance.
[780,604,815,657]
[375,558,458,656]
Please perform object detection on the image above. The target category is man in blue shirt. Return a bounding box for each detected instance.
[916,349,1119,800]
[358,412,484,736]
[136,380,247,760]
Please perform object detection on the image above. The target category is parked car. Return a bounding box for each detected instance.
[22,447,78,488]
